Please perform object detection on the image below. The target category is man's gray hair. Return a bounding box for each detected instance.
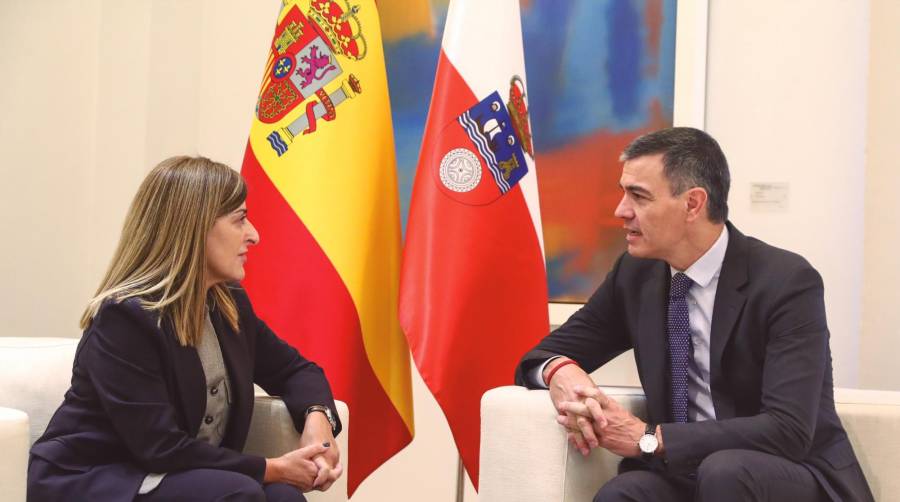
[620,127,730,223]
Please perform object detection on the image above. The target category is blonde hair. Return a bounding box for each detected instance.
[80,156,247,346]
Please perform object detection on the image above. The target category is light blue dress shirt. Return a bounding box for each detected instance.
[671,225,728,422]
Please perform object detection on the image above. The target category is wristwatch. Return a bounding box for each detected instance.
[638,423,659,459]
[305,405,337,434]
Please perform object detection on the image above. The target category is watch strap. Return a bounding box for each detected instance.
[305,404,337,434]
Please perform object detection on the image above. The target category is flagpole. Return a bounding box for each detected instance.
[455,455,465,502]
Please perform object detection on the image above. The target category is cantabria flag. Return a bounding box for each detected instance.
[399,0,549,488]
[241,0,413,494]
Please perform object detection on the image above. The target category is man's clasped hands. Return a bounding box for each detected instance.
[545,357,663,459]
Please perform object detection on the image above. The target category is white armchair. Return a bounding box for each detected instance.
[0,337,349,502]
[480,385,900,502]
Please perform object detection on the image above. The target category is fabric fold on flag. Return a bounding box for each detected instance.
[240,0,413,494]
[399,0,549,488]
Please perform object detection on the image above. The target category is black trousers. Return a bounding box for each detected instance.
[595,449,826,502]
[133,469,306,502]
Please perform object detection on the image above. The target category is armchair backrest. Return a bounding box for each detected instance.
[0,337,79,445]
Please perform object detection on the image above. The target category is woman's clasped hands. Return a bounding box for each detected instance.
[264,412,343,492]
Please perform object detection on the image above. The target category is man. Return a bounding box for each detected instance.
[515,128,872,501]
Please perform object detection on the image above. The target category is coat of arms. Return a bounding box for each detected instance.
[432,76,535,205]
[257,0,368,156]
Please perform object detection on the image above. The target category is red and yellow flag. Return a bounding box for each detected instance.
[240,0,413,494]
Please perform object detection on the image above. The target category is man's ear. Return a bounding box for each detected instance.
[685,187,708,222]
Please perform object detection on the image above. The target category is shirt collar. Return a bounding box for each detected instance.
[670,225,729,288]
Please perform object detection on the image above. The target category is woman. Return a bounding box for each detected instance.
[28,156,342,501]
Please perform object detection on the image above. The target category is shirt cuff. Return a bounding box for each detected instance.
[530,356,564,389]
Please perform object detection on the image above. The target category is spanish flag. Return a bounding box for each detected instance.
[240,0,413,494]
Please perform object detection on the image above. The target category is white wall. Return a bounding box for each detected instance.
[1,0,102,339]
[0,1,894,501]
[705,0,870,387]
[861,0,900,391]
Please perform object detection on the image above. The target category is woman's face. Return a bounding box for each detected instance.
[205,203,259,287]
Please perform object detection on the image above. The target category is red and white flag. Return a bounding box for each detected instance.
[399,0,549,487]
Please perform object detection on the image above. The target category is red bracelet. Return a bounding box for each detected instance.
[544,359,579,386]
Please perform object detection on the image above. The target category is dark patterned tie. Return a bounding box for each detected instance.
[667,272,694,423]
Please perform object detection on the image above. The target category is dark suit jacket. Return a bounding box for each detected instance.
[516,223,873,502]
[28,287,341,502]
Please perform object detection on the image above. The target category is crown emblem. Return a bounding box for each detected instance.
[506,76,533,158]
[307,0,367,61]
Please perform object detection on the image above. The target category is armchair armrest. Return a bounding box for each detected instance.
[479,386,646,502]
[245,396,349,502]
[480,385,900,501]
[833,388,900,499]
[0,407,29,502]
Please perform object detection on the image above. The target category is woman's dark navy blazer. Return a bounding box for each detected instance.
[27,287,341,501]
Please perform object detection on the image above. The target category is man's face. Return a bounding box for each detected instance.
[614,153,689,261]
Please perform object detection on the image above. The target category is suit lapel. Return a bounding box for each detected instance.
[210,306,254,448]
[635,261,669,424]
[709,222,749,419]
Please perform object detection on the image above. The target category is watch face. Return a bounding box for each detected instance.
[639,434,658,454]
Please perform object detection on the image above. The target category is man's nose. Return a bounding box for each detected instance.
[614,195,633,220]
